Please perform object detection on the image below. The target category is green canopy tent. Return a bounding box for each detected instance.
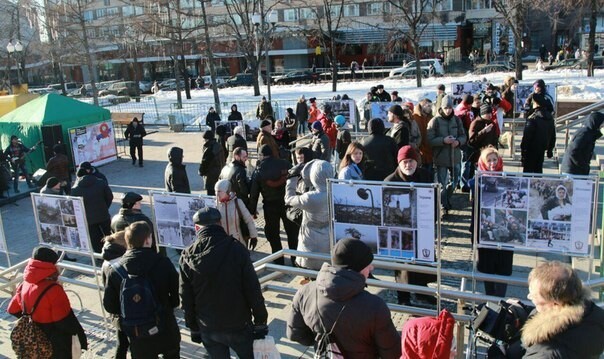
[0,94,111,173]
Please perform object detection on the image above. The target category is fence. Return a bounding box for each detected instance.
[104,97,161,124]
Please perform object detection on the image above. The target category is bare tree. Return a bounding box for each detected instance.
[198,0,221,114]
[584,0,604,77]
[492,0,530,80]
[386,0,437,88]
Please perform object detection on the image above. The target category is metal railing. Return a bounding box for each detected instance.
[554,99,604,150]
[104,96,161,124]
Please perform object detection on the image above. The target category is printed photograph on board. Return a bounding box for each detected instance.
[332,183,382,226]
[480,175,529,209]
[527,220,572,251]
[334,223,378,254]
[529,179,573,222]
[377,227,415,259]
[157,220,182,247]
[35,196,63,225]
[382,187,416,228]
[479,208,528,245]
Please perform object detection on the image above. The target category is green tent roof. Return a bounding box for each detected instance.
[0,93,110,125]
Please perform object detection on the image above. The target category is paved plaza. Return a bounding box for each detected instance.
[0,127,598,358]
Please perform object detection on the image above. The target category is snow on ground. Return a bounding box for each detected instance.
[107,68,604,125]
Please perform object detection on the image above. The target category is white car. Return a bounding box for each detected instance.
[388,59,445,77]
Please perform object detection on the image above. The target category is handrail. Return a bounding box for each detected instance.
[555,99,604,126]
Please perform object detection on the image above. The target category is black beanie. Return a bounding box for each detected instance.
[480,104,493,116]
[203,130,214,140]
[260,119,272,128]
[76,167,88,177]
[32,246,59,264]
[332,238,374,272]
[122,192,143,208]
[259,144,273,157]
[388,104,405,119]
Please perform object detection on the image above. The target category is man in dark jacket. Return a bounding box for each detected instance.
[310,121,331,162]
[296,95,309,135]
[226,125,248,163]
[179,207,268,358]
[249,145,298,262]
[205,107,220,133]
[468,104,499,163]
[110,192,163,255]
[521,94,555,174]
[199,130,225,196]
[256,96,274,121]
[4,135,37,192]
[386,104,411,150]
[79,161,108,183]
[71,167,113,253]
[124,118,147,167]
[103,221,180,358]
[376,84,392,102]
[45,144,71,195]
[287,238,401,358]
[561,111,604,175]
[165,147,190,193]
[362,118,398,181]
[219,147,251,208]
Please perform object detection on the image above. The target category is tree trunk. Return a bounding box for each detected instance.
[586,0,597,77]
[179,54,191,99]
[200,0,221,114]
[331,38,338,92]
[78,1,98,105]
[413,41,422,88]
[174,57,182,109]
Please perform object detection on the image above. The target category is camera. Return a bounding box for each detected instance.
[472,300,531,345]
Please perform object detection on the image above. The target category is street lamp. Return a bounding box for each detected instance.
[252,11,277,101]
[6,40,23,85]
[357,188,375,222]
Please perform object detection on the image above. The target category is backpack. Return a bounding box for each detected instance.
[10,283,57,359]
[314,290,346,359]
[112,262,163,339]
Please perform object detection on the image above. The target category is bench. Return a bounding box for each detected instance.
[111,112,145,125]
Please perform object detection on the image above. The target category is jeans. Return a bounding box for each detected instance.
[298,120,307,135]
[460,147,475,190]
[263,201,299,265]
[200,326,254,359]
[10,161,32,191]
[436,164,461,210]
[129,142,143,165]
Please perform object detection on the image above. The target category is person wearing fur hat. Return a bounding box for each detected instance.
[214,179,258,248]
[287,238,401,358]
[40,176,62,195]
[256,119,280,159]
[518,261,604,358]
[8,246,88,358]
[199,130,225,196]
[376,84,392,102]
[427,95,467,216]
[310,120,331,162]
[110,192,162,254]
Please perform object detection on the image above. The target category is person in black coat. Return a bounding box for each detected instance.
[200,131,225,196]
[205,107,220,133]
[225,126,247,163]
[165,147,190,194]
[561,111,604,175]
[520,95,555,174]
[295,95,309,135]
[227,104,243,122]
[79,161,108,184]
[219,147,251,208]
[103,222,181,358]
[179,208,268,358]
[361,118,398,181]
[124,118,147,167]
[71,168,113,253]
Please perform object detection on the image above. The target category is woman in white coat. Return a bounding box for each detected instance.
[214,179,258,248]
[285,159,333,270]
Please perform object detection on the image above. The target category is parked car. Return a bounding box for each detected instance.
[46,82,79,93]
[388,59,445,77]
[139,80,152,93]
[159,79,186,91]
[472,64,513,75]
[225,73,255,87]
[389,67,429,79]
[273,70,318,84]
[202,76,226,89]
[544,58,580,71]
[98,81,139,97]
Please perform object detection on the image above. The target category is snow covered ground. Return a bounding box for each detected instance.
[105,68,604,126]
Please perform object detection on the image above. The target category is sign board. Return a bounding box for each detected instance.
[514,84,557,113]
[69,121,118,168]
[450,82,487,105]
[477,173,596,255]
[370,102,397,129]
[329,180,437,263]
[323,100,358,130]
[150,191,216,249]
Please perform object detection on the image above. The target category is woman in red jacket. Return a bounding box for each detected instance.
[8,247,87,358]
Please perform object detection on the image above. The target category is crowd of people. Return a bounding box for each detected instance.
[4,76,604,358]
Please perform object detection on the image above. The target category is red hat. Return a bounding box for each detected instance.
[397,145,418,163]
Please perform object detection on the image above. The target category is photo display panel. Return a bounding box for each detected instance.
[150,191,216,249]
[31,193,91,252]
[477,173,594,255]
[329,180,437,263]
[0,212,7,253]
[323,99,357,130]
[69,121,118,168]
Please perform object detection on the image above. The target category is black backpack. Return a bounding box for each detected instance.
[314,290,346,359]
[112,262,163,339]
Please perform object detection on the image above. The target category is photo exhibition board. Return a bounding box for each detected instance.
[149,191,216,249]
[68,121,118,168]
[31,193,92,253]
[514,84,557,113]
[370,102,397,129]
[215,120,243,137]
[0,213,9,266]
[329,180,437,263]
[476,173,595,256]
[449,82,486,105]
[323,99,358,130]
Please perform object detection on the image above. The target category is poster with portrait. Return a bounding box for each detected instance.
[450,82,486,106]
[150,191,216,249]
[68,121,118,168]
[477,173,594,255]
[329,180,436,263]
[370,102,396,129]
[514,84,557,113]
[323,100,358,130]
[31,193,91,252]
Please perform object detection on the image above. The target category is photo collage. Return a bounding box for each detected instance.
[331,182,436,263]
[478,175,592,254]
[324,100,358,130]
[32,194,90,251]
[150,192,215,249]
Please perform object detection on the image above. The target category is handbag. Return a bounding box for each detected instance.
[285,205,303,226]
[253,335,281,359]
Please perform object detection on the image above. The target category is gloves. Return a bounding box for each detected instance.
[252,324,269,340]
[288,163,304,179]
[190,330,202,344]
[248,237,258,250]
[547,150,553,159]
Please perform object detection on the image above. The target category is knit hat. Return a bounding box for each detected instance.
[259,144,273,157]
[300,95,305,100]
[480,104,493,116]
[392,91,398,96]
[397,145,418,163]
[214,179,231,193]
[533,79,546,91]
[203,130,214,140]
[32,246,59,264]
[334,115,346,127]
[122,192,143,206]
[79,161,92,170]
[403,101,414,113]
[260,119,272,128]
[312,121,323,131]
[437,84,445,91]
[309,97,316,103]
[332,238,374,272]
[46,177,60,188]
[485,83,497,90]
[441,95,453,109]
[193,207,221,226]
[462,94,473,104]
[76,167,88,177]
[388,104,405,119]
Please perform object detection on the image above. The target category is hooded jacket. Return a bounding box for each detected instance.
[401,309,455,359]
[249,155,291,211]
[199,138,225,179]
[413,102,434,164]
[110,208,158,250]
[311,128,331,162]
[285,160,333,270]
[8,259,87,358]
[124,121,147,145]
[71,174,113,225]
[165,147,190,193]
[468,115,499,162]
[215,194,258,245]
[561,112,604,175]
[522,299,604,358]
[426,109,467,167]
[287,263,401,359]
[225,133,247,163]
[520,107,554,173]
[219,160,251,208]
[361,119,398,181]
[179,225,268,331]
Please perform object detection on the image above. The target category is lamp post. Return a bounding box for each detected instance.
[357,188,375,222]
[6,40,23,85]
[252,12,277,101]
